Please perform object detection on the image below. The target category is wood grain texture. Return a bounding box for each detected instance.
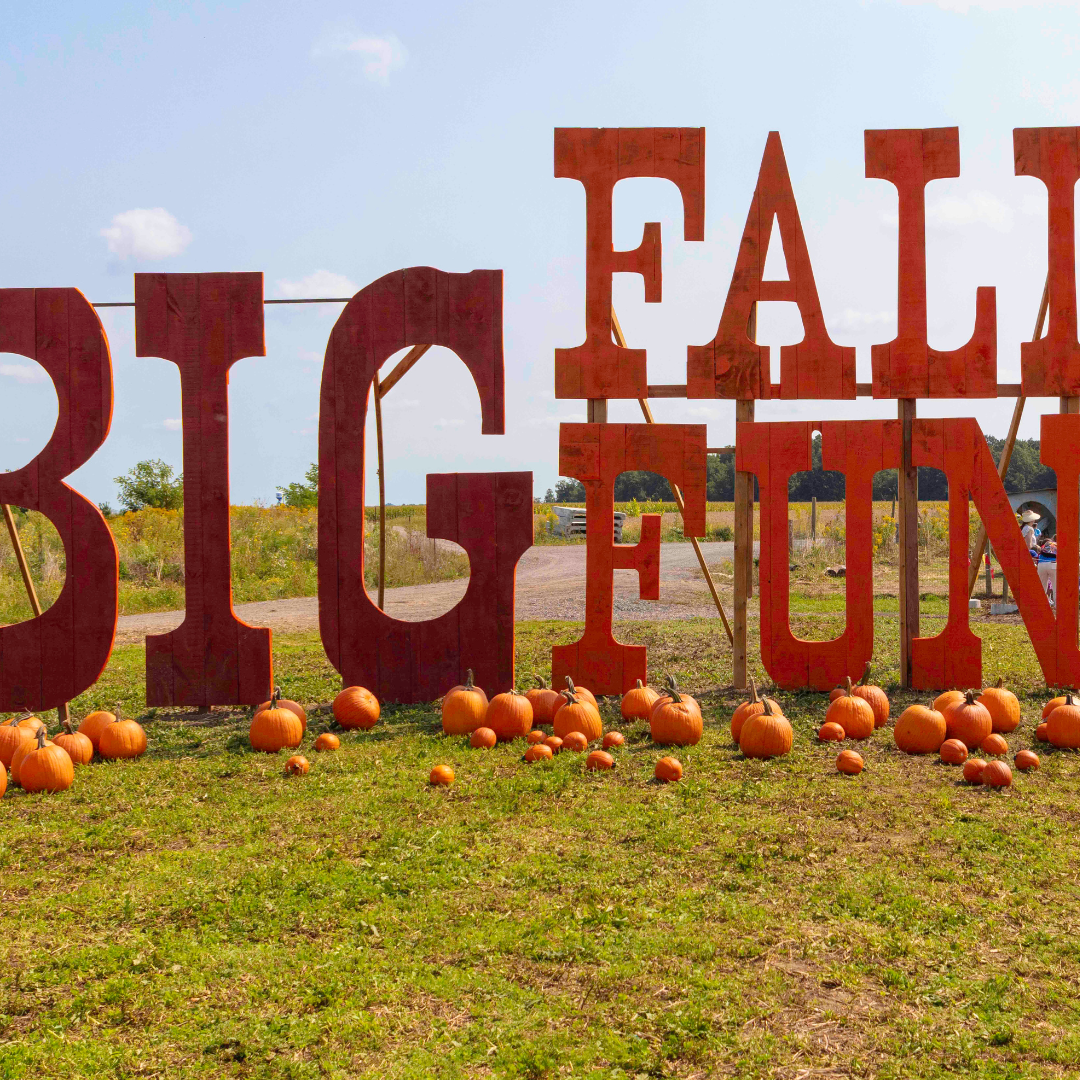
[1015,128,1080,396]
[135,273,272,706]
[0,288,118,711]
[688,132,854,401]
[866,128,997,399]
[552,423,707,694]
[555,128,705,400]
[318,267,531,703]
[736,419,899,690]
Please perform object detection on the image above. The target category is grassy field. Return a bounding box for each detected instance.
[3,616,1079,1078]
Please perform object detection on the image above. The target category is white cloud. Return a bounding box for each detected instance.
[163,418,182,431]
[275,270,358,299]
[100,208,192,262]
[833,309,897,334]
[927,191,1014,232]
[315,32,407,84]
[434,417,467,429]
[0,362,47,384]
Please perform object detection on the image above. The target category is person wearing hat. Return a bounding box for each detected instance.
[1019,509,1040,553]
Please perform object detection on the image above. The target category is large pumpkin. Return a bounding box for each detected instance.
[441,672,488,736]
[78,710,117,751]
[853,663,890,728]
[893,702,946,755]
[650,684,703,747]
[944,690,993,749]
[731,676,777,743]
[0,716,35,768]
[739,698,793,759]
[934,690,965,716]
[486,691,534,742]
[825,678,874,740]
[333,686,380,730]
[19,730,74,793]
[977,678,1020,734]
[54,721,94,767]
[255,695,307,733]
[553,691,602,742]
[526,677,562,725]
[447,670,488,706]
[621,680,659,722]
[1046,692,1080,749]
[653,677,701,721]
[250,691,304,753]
[99,717,147,760]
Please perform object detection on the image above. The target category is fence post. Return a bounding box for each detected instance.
[810,496,816,542]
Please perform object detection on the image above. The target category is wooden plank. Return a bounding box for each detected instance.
[374,370,387,610]
[649,383,1026,398]
[734,398,756,688]
[377,344,431,398]
[897,398,920,687]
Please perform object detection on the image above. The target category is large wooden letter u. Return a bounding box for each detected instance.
[318,267,533,703]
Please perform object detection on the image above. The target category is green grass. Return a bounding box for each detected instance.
[3,618,1080,1077]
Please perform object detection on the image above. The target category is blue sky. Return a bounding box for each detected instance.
[1,0,1079,506]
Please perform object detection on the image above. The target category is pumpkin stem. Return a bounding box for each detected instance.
[964,689,977,704]
[271,686,282,709]
[859,662,872,686]
[34,727,46,749]
[636,679,643,690]
[761,696,775,716]
[1067,691,1076,707]
[845,676,854,698]
[464,670,476,691]
[534,675,548,690]
[563,689,578,706]
[748,675,759,704]
[61,718,73,735]
[995,677,1004,689]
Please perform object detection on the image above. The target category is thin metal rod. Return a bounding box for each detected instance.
[967,276,1048,598]
[373,374,387,610]
[610,306,735,646]
[91,297,354,309]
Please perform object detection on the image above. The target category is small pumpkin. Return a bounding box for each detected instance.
[963,757,988,784]
[585,749,615,771]
[944,690,993,749]
[486,690,534,742]
[563,677,598,709]
[621,679,660,722]
[731,677,777,742]
[250,689,304,753]
[818,721,846,742]
[561,731,588,753]
[333,686,380,730]
[980,733,1009,756]
[553,691,602,742]
[853,663,889,728]
[934,690,965,716]
[54,721,94,766]
[544,735,564,753]
[255,696,306,732]
[19,729,74,793]
[978,678,1020,734]
[1015,749,1040,772]
[893,702,946,755]
[602,731,625,749]
[654,756,683,782]
[983,760,1013,788]
[836,749,864,775]
[525,676,561,724]
[650,681,703,747]
[78,710,117,751]
[442,670,489,735]
[825,677,875,740]
[1036,722,1049,742]
[1046,692,1080,749]
[470,727,497,749]
[739,697,793,759]
[526,729,546,745]
[0,761,6,799]
[524,743,553,763]
[0,716,36,768]
[99,716,148,760]
[314,732,340,752]
[1042,695,1069,719]
[284,755,310,776]
[939,738,969,765]
[429,764,455,786]
[828,685,846,703]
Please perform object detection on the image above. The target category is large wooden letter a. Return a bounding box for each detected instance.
[318,267,533,703]
[135,273,273,707]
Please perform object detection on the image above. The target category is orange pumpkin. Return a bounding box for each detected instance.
[250,690,304,753]
[978,678,1020,734]
[314,732,340,752]
[0,716,35,768]
[470,727,497,749]
[333,686,380,730]
[939,738,969,765]
[653,677,701,721]
[524,743,553,763]
[99,717,148,760]
[818,721,846,742]
[15,712,45,734]
[602,731,625,749]
[836,749,864,775]
[0,761,5,799]
[1036,722,1049,742]
[18,730,74,794]
[284,755,310,776]
[1042,695,1069,719]
[963,757,988,784]
[1015,749,1040,772]
[563,677,598,709]
[561,731,588,753]
[9,735,38,786]
[853,663,890,728]
[553,691,602,742]
[650,683,703,747]
[447,670,488,705]
[893,702,946,755]
[443,670,489,735]
[256,696,307,732]
[828,686,846,703]
[544,735,564,753]
[980,733,1009,756]
[54,721,94,766]
[934,690,965,716]
[825,678,875,740]
[78,710,117,751]
[739,698,793,759]
[585,749,615,771]
[526,730,546,745]
[621,679,659,722]
[429,764,455,786]
[944,690,993,749]
[983,760,1012,788]
[654,756,683,782]
[731,676,777,743]
[525,676,561,725]
[486,691,534,742]
[1046,692,1080,749]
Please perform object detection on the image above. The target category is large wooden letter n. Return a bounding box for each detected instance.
[552,423,706,695]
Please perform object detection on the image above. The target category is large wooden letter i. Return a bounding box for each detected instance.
[135,273,273,706]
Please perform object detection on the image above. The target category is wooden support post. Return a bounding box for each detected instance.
[373,372,387,610]
[811,496,817,543]
[587,398,608,424]
[984,542,993,598]
[898,398,920,688]
[734,397,756,690]
[1060,396,1079,415]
